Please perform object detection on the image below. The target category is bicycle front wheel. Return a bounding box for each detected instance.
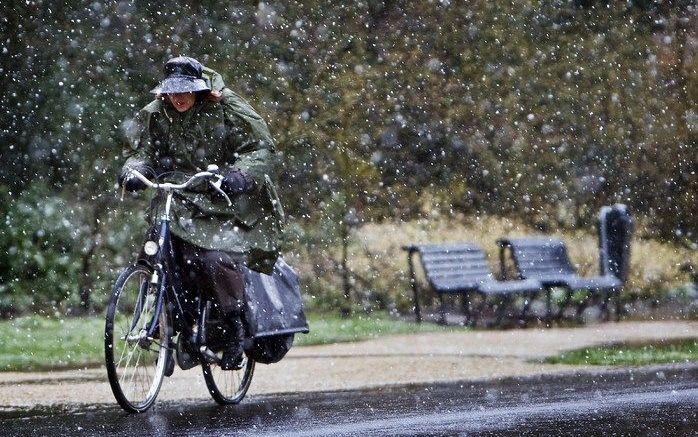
[105,264,170,413]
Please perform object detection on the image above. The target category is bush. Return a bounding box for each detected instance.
[0,187,81,316]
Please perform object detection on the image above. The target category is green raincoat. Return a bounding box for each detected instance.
[121,68,284,274]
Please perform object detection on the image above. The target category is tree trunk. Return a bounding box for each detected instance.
[340,219,352,317]
[76,202,104,314]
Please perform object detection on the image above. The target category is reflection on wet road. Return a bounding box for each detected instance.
[3,364,697,436]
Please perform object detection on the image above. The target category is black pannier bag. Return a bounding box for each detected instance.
[241,257,309,364]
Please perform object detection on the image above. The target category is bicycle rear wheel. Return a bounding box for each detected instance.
[202,353,255,405]
[105,264,170,413]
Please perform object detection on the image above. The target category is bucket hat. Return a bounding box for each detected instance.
[150,56,211,94]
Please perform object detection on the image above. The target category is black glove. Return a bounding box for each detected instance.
[220,169,254,196]
[118,166,148,192]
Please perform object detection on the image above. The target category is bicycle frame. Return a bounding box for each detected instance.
[138,193,181,346]
[127,167,232,356]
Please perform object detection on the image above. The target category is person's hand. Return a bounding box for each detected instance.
[206,90,223,103]
[220,169,254,196]
[118,167,148,192]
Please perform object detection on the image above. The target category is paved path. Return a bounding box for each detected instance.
[1,320,696,409]
[5,364,697,435]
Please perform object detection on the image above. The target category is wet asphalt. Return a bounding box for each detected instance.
[2,364,697,436]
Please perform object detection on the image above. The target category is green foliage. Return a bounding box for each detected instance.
[302,276,346,313]
[0,187,81,316]
[545,338,698,366]
[1,1,696,316]
[4,1,695,231]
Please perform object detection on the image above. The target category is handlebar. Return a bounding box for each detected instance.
[124,166,233,206]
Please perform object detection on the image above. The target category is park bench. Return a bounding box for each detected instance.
[496,237,619,321]
[497,205,633,322]
[403,243,543,326]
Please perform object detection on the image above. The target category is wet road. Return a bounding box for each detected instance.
[3,365,697,436]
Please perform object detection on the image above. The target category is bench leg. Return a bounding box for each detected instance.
[556,289,573,320]
[575,291,592,322]
[600,289,611,321]
[462,293,473,327]
[614,288,622,322]
[545,288,552,326]
[472,295,487,328]
[520,293,532,326]
[494,296,510,327]
[407,252,422,324]
[439,294,447,325]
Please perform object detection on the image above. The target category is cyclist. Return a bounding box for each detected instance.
[118,56,284,370]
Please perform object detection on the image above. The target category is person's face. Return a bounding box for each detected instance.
[167,92,196,113]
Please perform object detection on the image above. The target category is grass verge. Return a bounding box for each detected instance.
[0,312,459,372]
[296,312,457,346]
[545,339,698,366]
[0,316,106,372]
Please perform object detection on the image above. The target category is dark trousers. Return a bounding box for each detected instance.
[172,235,246,315]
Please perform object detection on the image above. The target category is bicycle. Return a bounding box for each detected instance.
[104,165,254,413]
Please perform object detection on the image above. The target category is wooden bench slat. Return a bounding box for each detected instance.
[427,271,491,279]
[517,264,575,273]
[421,253,485,262]
[424,261,490,271]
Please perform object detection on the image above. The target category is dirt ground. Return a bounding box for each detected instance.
[1,320,696,409]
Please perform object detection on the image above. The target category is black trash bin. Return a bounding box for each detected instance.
[598,204,634,283]
[598,203,634,320]
[597,204,634,319]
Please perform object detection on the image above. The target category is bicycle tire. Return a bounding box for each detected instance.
[202,354,255,405]
[105,264,170,413]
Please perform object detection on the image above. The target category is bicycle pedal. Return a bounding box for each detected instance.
[199,346,221,364]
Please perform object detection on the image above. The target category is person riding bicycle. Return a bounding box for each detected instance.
[118,56,284,370]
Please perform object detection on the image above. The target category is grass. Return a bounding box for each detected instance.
[0,312,460,372]
[296,312,457,346]
[545,339,698,366]
[0,316,106,372]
